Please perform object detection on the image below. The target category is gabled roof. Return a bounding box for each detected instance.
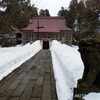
[21,16,71,33]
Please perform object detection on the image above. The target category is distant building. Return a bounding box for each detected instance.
[0,17,74,47]
[21,16,74,43]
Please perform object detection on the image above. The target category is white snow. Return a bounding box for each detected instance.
[83,93,100,100]
[50,40,84,100]
[0,7,7,12]
[0,40,42,80]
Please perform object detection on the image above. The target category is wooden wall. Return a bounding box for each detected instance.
[21,31,73,43]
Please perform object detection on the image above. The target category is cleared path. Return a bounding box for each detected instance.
[0,50,57,100]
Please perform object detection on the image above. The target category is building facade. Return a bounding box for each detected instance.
[21,17,74,44]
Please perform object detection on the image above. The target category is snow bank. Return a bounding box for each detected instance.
[50,40,84,100]
[83,93,100,100]
[0,40,42,80]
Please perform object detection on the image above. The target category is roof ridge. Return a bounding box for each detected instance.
[31,16,65,19]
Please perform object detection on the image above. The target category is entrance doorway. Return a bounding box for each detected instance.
[43,40,49,49]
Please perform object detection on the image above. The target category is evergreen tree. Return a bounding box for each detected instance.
[68,0,98,39]
[77,1,98,39]
[58,7,74,28]
[57,0,99,39]
[58,7,66,16]
[0,0,38,32]
[39,9,46,16]
[39,9,50,16]
[45,9,50,16]
[86,0,100,11]
[69,0,78,16]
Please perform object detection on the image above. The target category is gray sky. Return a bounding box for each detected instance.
[31,0,72,16]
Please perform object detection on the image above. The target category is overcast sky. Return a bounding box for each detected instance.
[31,0,72,16]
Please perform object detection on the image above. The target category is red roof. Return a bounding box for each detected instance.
[21,17,71,33]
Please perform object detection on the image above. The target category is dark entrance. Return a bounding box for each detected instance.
[16,33,22,44]
[43,40,49,49]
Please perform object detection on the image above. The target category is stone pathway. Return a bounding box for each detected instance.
[0,50,58,100]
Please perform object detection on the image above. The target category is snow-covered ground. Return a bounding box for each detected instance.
[50,40,84,100]
[83,93,100,100]
[0,39,100,100]
[0,40,42,80]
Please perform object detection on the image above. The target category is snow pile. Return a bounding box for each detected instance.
[83,93,100,100]
[50,40,84,100]
[0,40,42,80]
